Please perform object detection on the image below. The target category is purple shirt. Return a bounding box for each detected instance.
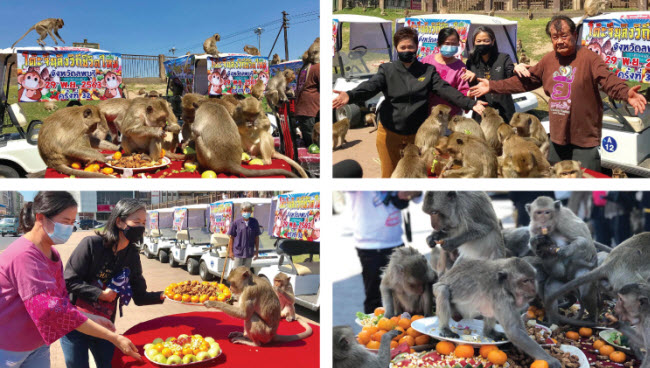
[227,217,262,258]
[421,55,470,117]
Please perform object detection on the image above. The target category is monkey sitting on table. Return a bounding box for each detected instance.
[333,326,399,368]
[273,273,296,322]
[204,267,312,346]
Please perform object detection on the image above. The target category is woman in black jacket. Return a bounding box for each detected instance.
[333,27,486,178]
[61,199,164,368]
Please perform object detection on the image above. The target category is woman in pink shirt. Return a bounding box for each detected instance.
[0,191,141,368]
[421,27,471,118]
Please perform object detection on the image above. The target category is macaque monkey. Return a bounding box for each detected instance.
[191,101,298,177]
[520,51,531,64]
[488,8,495,16]
[527,9,533,20]
[517,39,523,53]
[439,6,449,13]
[415,105,451,169]
[138,88,146,95]
[497,122,515,144]
[204,266,312,345]
[609,283,650,368]
[43,100,56,112]
[429,244,457,278]
[365,112,378,133]
[380,247,436,317]
[501,135,550,178]
[145,90,160,98]
[434,258,562,368]
[12,18,65,47]
[98,98,130,145]
[306,37,320,64]
[481,107,506,155]
[612,167,628,178]
[333,118,350,150]
[243,45,261,56]
[404,9,410,16]
[578,0,608,26]
[120,98,180,161]
[38,106,115,178]
[180,93,207,144]
[271,54,281,65]
[273,273,296,322]
[391,144,428,178]
[333,326,399,368]
[448,115,487,141]
[203,33,220,57]
[251,79,265,100]
[312,122,320,146]
[552,160,594,178]
[442,132,497,178]
[265,70,295,108]
[509,113,549,156]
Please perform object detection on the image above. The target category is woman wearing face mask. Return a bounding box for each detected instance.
[226,202,261,270]
[462,26,528,123]
[0,192,141,368]
[61,198,163,368]
[333,27,486,178]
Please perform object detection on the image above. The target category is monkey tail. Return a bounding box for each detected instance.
[272,318,313,343]
[594,241,612,253]
[54,165,114,178]
[544,267,604,327]
[229,165,298,178]
[271,152,308,178]
[12,27,36,48]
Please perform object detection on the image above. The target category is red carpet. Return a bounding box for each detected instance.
[111,311,319,368]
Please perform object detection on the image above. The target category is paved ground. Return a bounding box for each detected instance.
[0,235,19,251]
[0,231,319,368]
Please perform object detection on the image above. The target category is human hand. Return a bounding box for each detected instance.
[514,63,531,78]
[253,251,259,260]
[472,100,488,116]
[461,69,476,82]
[397,191,422,200]
[469,78,490,98]
[627,85,647,115]
[115,335,142,361]
[160,292,165,301]
[99,288,118,302]
[332,90,350,109]
[229,252,234,260]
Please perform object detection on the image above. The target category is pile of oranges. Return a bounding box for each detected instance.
[357,307,430,350]
[526,305,545,321]
[164,280,232,304]
[435,341,509,365]
[590,337,627,363]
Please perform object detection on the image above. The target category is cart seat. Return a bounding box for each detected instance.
[603,106,650,132]
[150,229,161,237]
[8,104,29,128]
[276,239,320,256]
[279,261,320,276]
[176,230,189,241]
[210,233,229,246]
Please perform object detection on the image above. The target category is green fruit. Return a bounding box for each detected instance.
[196,352,209,361]
[145,348,158,358]
[209,342,219,350]
[177,334,189,340]
[167,355,182,365]
[193,334,203,340]
[152,338,164,344]
[143,343,154,350]
[182,354,196,364]
[183,146,196,155]
[153,354,167,364]
[204,337,215,344]
[165,336,176,342]
[308,144,320,154]
[183,162,197,172]
[208,346,220,358]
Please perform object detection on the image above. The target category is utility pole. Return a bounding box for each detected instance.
[283,11,289,61]
[254,27,264,53]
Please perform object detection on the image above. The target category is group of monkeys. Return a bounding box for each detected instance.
[334,192,650,368]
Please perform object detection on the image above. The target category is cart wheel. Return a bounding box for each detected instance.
[169,255,179,267]
[199,261,215,281]
[159,249,169,263]
[187,258,199,275]
[145,247,154,259]
[0,165,20,178]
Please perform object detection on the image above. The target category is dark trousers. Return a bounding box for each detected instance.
[60,329,115,368]
[548,143,601,172]
[296,115,316,147]
[356,245,402,314]
[591,206,631,247]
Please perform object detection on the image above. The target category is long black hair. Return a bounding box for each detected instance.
[97,198,146,249]
[468,26,500,66]
[19,191,77,233]
[437,27,460,47]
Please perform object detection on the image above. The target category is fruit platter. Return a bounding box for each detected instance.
[164,280,232,306]
[143,334,222,366]
[411,317,509,346]
[599,329,632,353]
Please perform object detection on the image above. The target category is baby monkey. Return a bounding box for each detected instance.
[274,272,296,322]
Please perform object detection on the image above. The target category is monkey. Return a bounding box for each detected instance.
[612,167,628,178]
[517,39,523,53]
[365,112,378,133]
[203,33,220,57]
[312,122,320,147]
[448,115,487,141]
[97,98,131,145]
[551,160,595,178]
[481,107,506,155]
[390,144,428,178]
[271,54,281,65]
[243,45,261,56]
[380,247,436,318]
[191,100,298,178]
[415,105,451,170]
[251,79,265,100]
[433,257,562,368]
[578,0,608,26]
[488,8,495,16]
[12,18,65,48]
[265,69,295,109]
[145,90,160,98]
[442,132,497,178]
[204,266,312,345]
[404,9,410,16]
[37,106,116,178]
[422,191,506,271]
[137,88,146,95]
[439,6,449,14]
[500,135,551,178]
[608,283,650,368]
[43,100,56,112]
[502,227,534,258]
[120,98,180,161]
[527,9,533,20]
[429,244,457,279]
[17,66,49,102]
[333,326,400,368]
[306,37,320,65]
[509,112,549,156]
[333,118,350,150]
[497,122,516,144]
[273,273,296,322]
[520,51,531,64]
[180,93,207,145]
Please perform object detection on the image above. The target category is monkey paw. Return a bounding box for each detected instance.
[286,316,295,322]
[228,331,245,339]
[485,331,507,342]
[547,357,562,368]
[439,328,459,338]
[204,300,220,309]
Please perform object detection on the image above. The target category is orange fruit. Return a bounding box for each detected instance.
[113,151,122,160]
[480,345,499,359]
[200,342,210,352]
[169,283,177,288]
[223,289,231,297]
[101,167,114,175]
[173,294,182,301]
[565,331,580,341]
[609,351,626,363]
[199,295,208,303]
[579,327,592,337]
[374,307,386,316]
[414,335,430,346]
[191,295,199,303]
[398,318,412,330]
[166,291,174,299]
[84,166,96,172]
[182,347,192,355]
[193,349,201,355]
[454,344,475,358]
[182,294,190,302]
[487,350,508,365]
[371,330,386,341]
[377,318,396,331]
[411,315,424,322]
[218,283,226,290]
[90,163,100,171]
[436,341,456,355]
[210,282,218,287]
[599,345,615,356]
[393,326,406,341]
[528,305,537,312]
[593,340,606,350]
[161,149,166,158]
[161,348,172,358]
[366,340,381,350]
[217,294,226,301]
[526,310,536,318]
[202,281,209,286]
[406,327,422,338]
[362,326,379,335]
[399,335,415,347]
[71,162,81,169]
[209,296,217,301]
[531,360,549,368]
[410,348,416,353]
[357,331,371,345]
[153,343,163,351]
[390,340,398,349]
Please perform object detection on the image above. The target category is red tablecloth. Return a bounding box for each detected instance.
[570,334,640,368]
[111,311,319,368]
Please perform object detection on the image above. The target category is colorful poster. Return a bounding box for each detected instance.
[405,18,470,60]
[173,209,186,232]
[272,193,320,242]
[581,17,650,83]
[148,211,159,231]
[206,55,269,96]
[16,49,122,102]
[270,60,303,94]
[209,201,233,234]
[333,19,339,53]
[164,55,195,94]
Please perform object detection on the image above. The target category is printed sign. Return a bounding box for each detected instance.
[164,55,195,95]
[148,211,159,231]
[16,49,123,102]
[582,18,650,83]
[272,193,320,242]
[602,136,618,152]
[270,60,303,94]
[333,19,339,53]
[405,18,470,60]
[207,55,269,96]
[209,201,233,234]
[173,209,186,231]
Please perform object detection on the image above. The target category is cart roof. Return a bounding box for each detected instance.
[333,14,392,24]
[178,204,210,210]
[213,198,271,205]
[572,10,650,22]
[150,208,176,214]
[0,46,112,55]
[395,14,517,26]
[169,52,259,61]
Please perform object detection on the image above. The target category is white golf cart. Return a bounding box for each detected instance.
[258,192,320,312]
[198,198,280,281]
[169,204,212,275]
[142,207,177,263]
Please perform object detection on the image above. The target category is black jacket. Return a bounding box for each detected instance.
[466,52,517,123]
[347,60,476,135]
[64,235,163,320]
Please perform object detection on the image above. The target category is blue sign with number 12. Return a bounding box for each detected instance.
[602,136,617,152]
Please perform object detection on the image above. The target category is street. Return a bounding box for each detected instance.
[0,233,20,251]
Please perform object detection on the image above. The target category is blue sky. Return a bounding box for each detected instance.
[19,191,36,201]
[1,0,319,60]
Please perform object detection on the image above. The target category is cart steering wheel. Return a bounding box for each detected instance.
[348,45,368,59]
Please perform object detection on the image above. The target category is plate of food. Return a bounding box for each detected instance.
[556,344,589,368]
[411,317,509,346]
[599,329,632,353]
[143,334,222,366]
[391,344,510,368]
[355,312,381,327]
[105,153,171,172]
[525,320,555,346]
[163,280,232,306]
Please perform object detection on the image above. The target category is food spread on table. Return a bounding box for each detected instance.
[164,280,232,305]
[143,334,221,366]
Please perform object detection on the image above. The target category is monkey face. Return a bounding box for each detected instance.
[104,72,121,88]
[20,71,43,89]
[514,275,538,307]
[145,101,170,128]
[423,192,459,233]
[529,199,559,234]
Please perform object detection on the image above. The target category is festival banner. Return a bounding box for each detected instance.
[270,60,303,94]
[173,209,186,232]
[148,211,159,231]
[405,18,470,60]
[581,17,650,83]
[209,201,233,234]
[272,192,320,242]
[206,55,269,96]
[164,55,195,94]
[333,19,340,53]
[16,49,123,102]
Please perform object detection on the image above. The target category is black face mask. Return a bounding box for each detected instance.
[397,51,417,63]
[122,225,145,243]
[474,44,494,56]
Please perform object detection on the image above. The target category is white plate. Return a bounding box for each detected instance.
[410,317,509,346]
[530,322,555,346]
[559,344,589,368]
[105,155,171,172]
[355,313,375,327]
[599,329,632,353]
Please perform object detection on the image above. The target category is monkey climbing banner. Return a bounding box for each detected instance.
[271,192,320,242]
[15,49,123,102]
[209,201,233,234]
[173,208,186,232]
[206,55,269,96]
[581,16,650,83]
[405,18,470,60]
[164,55,195,95]
[270,60,303,94]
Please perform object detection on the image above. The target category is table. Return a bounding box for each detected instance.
[111,311,320,368]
